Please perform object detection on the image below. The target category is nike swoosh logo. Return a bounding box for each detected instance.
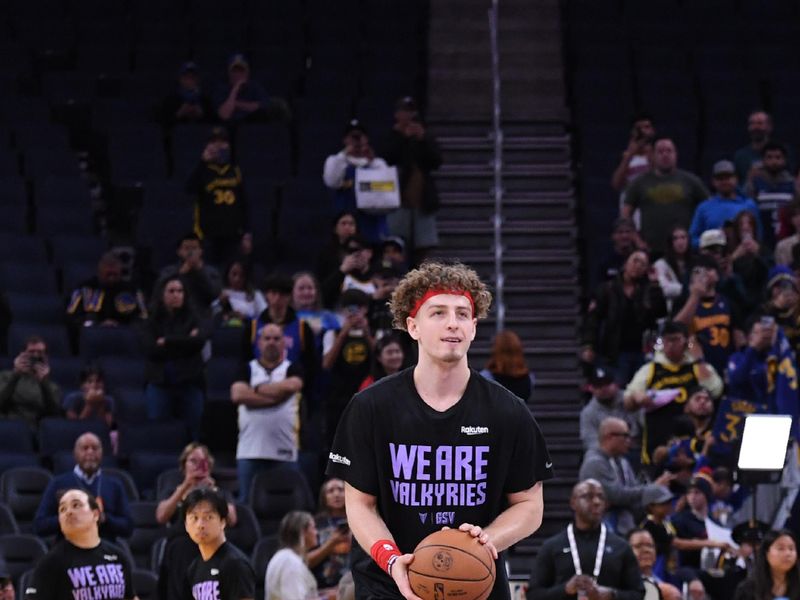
[562,548,571,553]
[545,462,553,469]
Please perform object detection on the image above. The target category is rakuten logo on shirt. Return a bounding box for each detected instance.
[461,426,489,435]
[329,452,351,466]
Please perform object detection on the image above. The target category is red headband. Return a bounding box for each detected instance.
[408,289,475,318]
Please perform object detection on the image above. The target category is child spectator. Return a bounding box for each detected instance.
[62,364,114,428]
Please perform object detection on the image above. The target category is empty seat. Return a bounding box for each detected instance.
[61,261,97,295]
[0,420,34,453]
[38,417,112,459]
[0,234,47,264]
[0,534,47,582]
[34,176,92,209]
[132,569,159,600]
[6,293,65,326]
[205,357,239,401]
[170,124,213,181]
[226,503,260,554]
[7,323,69,357]
[99,357,146,390]
[22,147,82,179]
[47,356,84,390]
[251,535,279,600]
[36,206,94,236]
[0,468,53,530]
[235,123,291,181]
[117,421,189,458]
[49,234,107,267]
[104,467,140,502]
[128,452,180,499]
[248,466,314,534]
[79,326,143,360]
[128,501,167,568]
[0,503,19,535]
[114,387,148,423]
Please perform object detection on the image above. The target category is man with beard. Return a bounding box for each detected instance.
[733,110,775,181]
[765,266,800,356]
[231,323,304,502]
[745,142,796,248]
[66,252,146,334]
[528,479,644,599]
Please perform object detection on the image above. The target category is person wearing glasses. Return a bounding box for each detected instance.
[579,418,675,536]
[628,528,681,600]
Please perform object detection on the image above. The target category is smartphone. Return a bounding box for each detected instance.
[336,522,350,534]
[760,315,776,327]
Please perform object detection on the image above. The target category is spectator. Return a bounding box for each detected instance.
[733,110,774,181]
[378,236,408,271]
[527,478,644,599]
[638,486,676,581]
[215,53,270,123]
[674,251,743,378]
[322,289,374,446]
[689,160,761,248]
[185,126,247,267]
[579,418,673,535]
[252,273,317,382]
[628,527,682,599]
[358,333,405,391]
[157,233,223,314]
[266,511,338,600]
[479,330,535,401]
[580,367,638,451]
[728,210,770,314]
[733,528,800,600]
[143,276,209,441]
[383,96,443,266]
[623,137,710,253]
[581,250,667,385]
[320,234,375,309]
[0,569,12,600]
[292,271,339,344]
[66,252,147,333]
[623,320,723,465]
[0,335,61,427]
[765,266,800,358]
[746,142,796,249]
[231,323,304,502]
[33,432,132,540]
[775,201,800,266]
[214,260,266,325]
[679,387,715,459]
[597,217,642,286]
[316,211,359,298]
[26,489,135,600]
[183,487,256,600]
[368,266,404,341]
[671,477,733,572]
[653,225,693,312]
[309,478,352,591]
[323,120,390,244]
[708,467,743,528]
[156,443,237,600]
[161,61,214,127]
[611,113,656,193]
[62,364,114,428]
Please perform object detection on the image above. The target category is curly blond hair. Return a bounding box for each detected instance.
[389,261,492,331]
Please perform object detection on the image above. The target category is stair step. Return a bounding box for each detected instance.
[434,172,573,193]
[438,163,571,177]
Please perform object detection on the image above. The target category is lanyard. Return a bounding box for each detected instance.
[567,523,606,579]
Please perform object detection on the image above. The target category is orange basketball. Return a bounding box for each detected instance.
[407,529,496,600]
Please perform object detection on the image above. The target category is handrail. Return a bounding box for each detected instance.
[488,0,504,333]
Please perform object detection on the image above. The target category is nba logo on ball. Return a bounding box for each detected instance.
[408,530,496,600]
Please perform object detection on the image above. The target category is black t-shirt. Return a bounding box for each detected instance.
[186,542,256,600]
[326,367,553,600]
[25,539,135,600]
[671,508,707,568]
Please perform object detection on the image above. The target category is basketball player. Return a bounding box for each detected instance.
[326,261,553,600]
[25,488,136,600]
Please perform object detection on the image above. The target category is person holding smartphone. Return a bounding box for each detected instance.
[612,113,656,193]
[309,478,352,590]
[0,335,61,426]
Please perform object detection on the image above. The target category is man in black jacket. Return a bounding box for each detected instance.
[528,479,645,600]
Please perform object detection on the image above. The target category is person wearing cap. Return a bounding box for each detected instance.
[320,234,376,309]
[765,265,800,357]
[596,217,646,286]
[216,53,269,122]
[611,113,656,193]
[161,61,213,127]
[379,237,407,271]
[623,320,723,465]
[369,265,406,342]
[157,233,223,314]
[627,527,681,599]
[688,160,761,248]
[185,126,247,267]
[325,261,552,600]
[580,366,639,451]
[733,110,775,182]
[528,479,644,600]
[622,137,709,253]
[323,120,390,244]
[383,96,443,266]
[638,486,677,579]
[775,200,800,266]
[670,476,734,571]
[674,252,744,378]
[579,417,674,535]
[745,141,796,249]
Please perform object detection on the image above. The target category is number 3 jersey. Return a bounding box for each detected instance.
[326,367,553,600]
[24,539,135,600]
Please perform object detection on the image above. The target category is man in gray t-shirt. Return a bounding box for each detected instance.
[580,367,639,451]
[623,138,709,253]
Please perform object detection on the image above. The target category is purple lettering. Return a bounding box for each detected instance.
[435,446,452,480]
[391,480,401,502]
[454,446,472,480]
[446,483,459,504]
[420,482,434,505]
[466,483,477,505]
[390,444,416,479]
[67,568,88,588]
[477,482,487,504]
[434,483,446,504]
[475,446,489,480]
[95,565,109,585]
[84,566,97,587]
[415,446,431,480]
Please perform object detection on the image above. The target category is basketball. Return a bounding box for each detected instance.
[407,529,496,600]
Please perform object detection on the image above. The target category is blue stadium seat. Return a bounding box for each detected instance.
[38,417,112,459]
[0,420,33,454]
[34,175,92,208]
[0,534,48,580]
[99,357,146,390]
[7,323,69,357]
[49,234,106,267]
[114,387,148,423]
[36,206,94,236]
[61,261,97,295]
[132,568,159,600]
[0,468,53,531]
[248,466,314,534]
[0,503,20,535]
[107,126,168,183]
[205,357,239,401]
[210,326,246,361]
[6,293,65,326]
[0,235,47,264]
[47,356,83,390]
[235,123,291,181]
[127,501,167,567]
[118,421,189,458]
[128,452,180,499]
[103,467,140,502]
[79,326,142,360]
[171,124,213,181]
[226,503,260,554]
[22,148,82,179]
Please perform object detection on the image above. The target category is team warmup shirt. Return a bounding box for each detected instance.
[326,367,553,600]
[25,539,135,600]
[186,542,256,600]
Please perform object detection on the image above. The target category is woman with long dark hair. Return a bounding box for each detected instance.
[729,210,770,314]
[480,330,534,401]
[358,333,406,391]
[143,276,208,441]
[734,529,800,600]
[653,225,692,311]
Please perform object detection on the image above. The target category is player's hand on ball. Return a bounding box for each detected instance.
[457,523,498,559]
[390,554,424,600]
